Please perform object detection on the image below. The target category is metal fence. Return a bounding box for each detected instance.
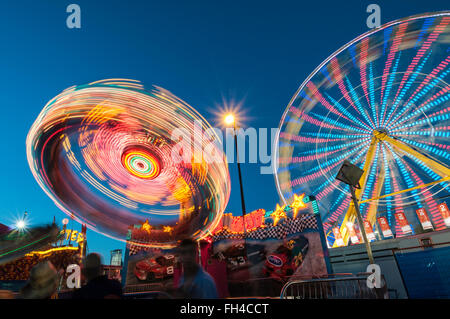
[280,273,388,299]
[123,282,164,294]
[123,290,173,299]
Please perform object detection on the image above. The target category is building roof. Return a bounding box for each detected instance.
[0,223,11,235]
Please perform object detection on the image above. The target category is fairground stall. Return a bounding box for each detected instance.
[122,194,331,298]
[0,222,86,293]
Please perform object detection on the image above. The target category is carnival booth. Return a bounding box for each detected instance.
[122,194,331,298]
[0,223,86,292]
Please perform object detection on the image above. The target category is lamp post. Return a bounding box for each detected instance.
[224,113,249,279]
[16,211,28,231]
[349,184,375,264]
[336,160,375,264]
[224,114,247,237]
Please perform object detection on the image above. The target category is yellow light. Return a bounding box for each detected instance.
[25,246,79,257]
[142,219,152,233]
[163,226,173,234]
[271,204,287,226]
[290,193,306,218]
[224,114,235,126]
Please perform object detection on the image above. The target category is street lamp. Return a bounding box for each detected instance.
[224,114,247,236]
[336,160,375,264]
[15,211,28,231]
[224,114,235,126]
[16,220,26,230]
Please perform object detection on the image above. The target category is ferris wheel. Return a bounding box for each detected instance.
[274,12,450,246]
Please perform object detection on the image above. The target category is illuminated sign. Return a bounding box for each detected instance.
[438,202,450,227]
[212,194,308,235]
[25,246,79,257]
[213,209,266,234]
[61,229,85,244]
[271,204,287,226]
[333,227,344,247]
[377,217,393,238]
[364,221,376,241]
[416,208,433,230]
[290,193,306,218]
[346,223,359,244]
[395,212,412,234]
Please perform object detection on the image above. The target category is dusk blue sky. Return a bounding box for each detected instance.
[1,0,448,263]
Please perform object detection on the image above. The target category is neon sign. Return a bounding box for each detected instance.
[212,193,309,234]
[61,229,85,244]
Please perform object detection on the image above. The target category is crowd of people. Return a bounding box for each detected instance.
[0,249,79,281]
[0,239,219,299]
[0,255,40,281]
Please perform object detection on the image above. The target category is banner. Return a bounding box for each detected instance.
[364,221,376,241]
[416,208,433,230]
[333,227,345,247]
[395,212,412,234]
[346,223,359,244]
[438,202,450,227]
[377,216,393,238]
[213,209,266,234]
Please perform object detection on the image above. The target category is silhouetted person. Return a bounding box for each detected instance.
[72,253,122,299]
[20,261,59,299]
[177,239,218,299]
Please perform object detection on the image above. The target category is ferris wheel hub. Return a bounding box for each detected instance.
[372,128,389,140]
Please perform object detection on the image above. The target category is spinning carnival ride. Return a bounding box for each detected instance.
[27,79,230,248]
[274,12,450,246]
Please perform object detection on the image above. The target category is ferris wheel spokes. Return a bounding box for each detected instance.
[276,13,450,248]
[335,129,450,247]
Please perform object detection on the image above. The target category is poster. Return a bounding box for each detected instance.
[346,223,360,244]
[333,227,345,247]
[438,202,450,227]
[124,245,179,290]
[395,212,412,234]
[364,220,376,241]
[416,208,433,230]
[377,216,393,238]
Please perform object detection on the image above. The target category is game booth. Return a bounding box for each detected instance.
[122,194,331,298]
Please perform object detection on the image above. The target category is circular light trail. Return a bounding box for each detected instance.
[26,79,231,247]
[121,148,161,180]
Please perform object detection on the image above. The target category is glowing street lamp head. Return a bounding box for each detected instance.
[224,114,235,126]
[16,220,26,230]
